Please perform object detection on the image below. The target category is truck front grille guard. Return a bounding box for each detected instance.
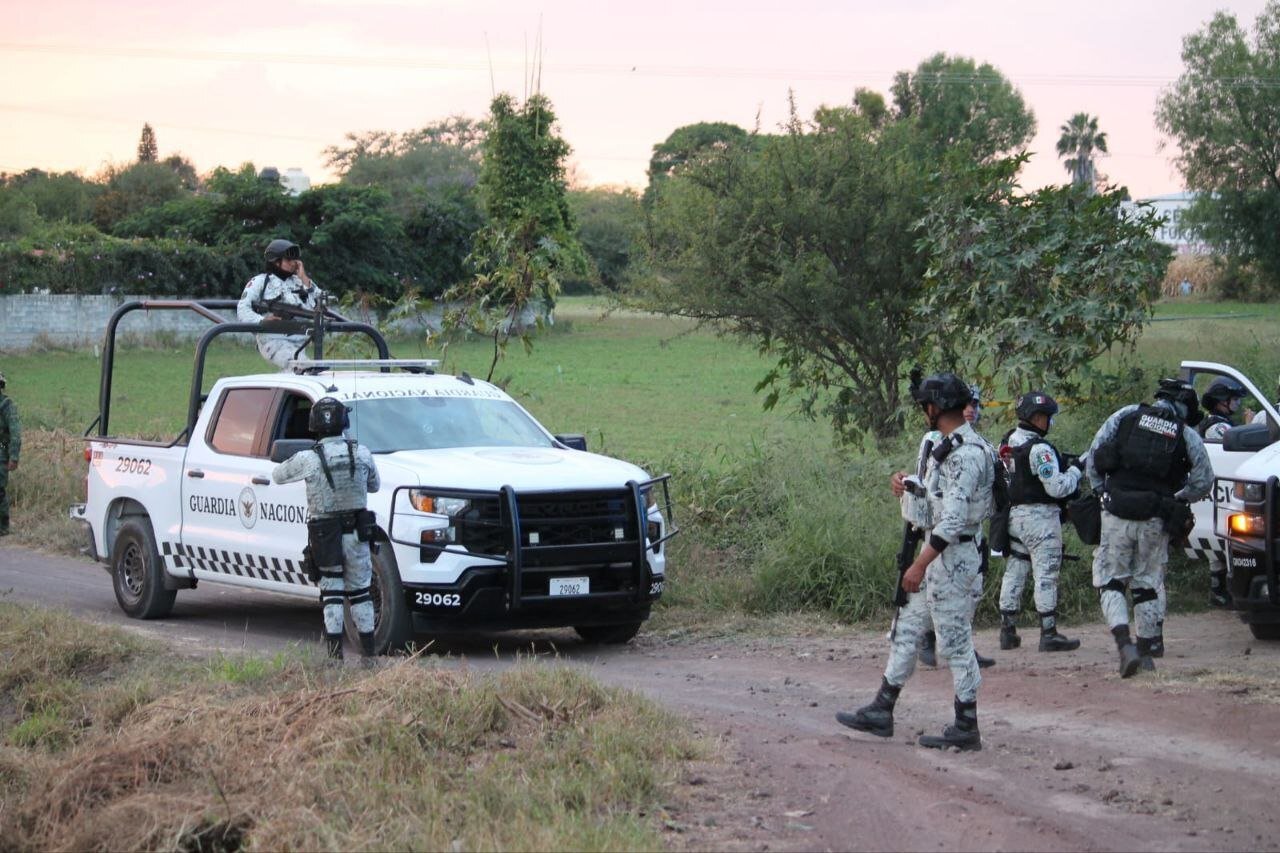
[1217,474,1280,607]
[385,475,677,612]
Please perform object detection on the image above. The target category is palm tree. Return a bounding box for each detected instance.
[1056,113,1108,191]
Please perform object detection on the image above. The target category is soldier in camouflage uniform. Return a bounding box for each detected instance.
[1085,379,1213,677]
[237,239,327,369]
[1198,377,1247,607]
[997,391,1083,653]
[272,397,381,661]
[839,373,993,751]
[0,372,21,536]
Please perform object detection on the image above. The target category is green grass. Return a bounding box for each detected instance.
[0,601,705,851]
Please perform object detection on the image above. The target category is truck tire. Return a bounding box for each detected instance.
[346,543,413,654]
[1249,622,1280,641]
[111,519,176,619]
[574,621,642,645]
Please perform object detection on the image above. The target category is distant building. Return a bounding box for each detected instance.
[258,166,311,196]
[1122,191,1207,254]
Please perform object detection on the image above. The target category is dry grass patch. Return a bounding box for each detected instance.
[0,603,706,852]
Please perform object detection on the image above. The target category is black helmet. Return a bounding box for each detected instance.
[910,372,971,412]
[1015,390,1059,423]
[264,239,301,262]
[1155,378,1202,427]
[308,397,349,437]
[0,371,6,390]
[1201,377,1247,410]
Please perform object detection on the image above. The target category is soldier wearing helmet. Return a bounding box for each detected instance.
[0,371,20,536]
[1085,379,1213,677]
[917,382,996,670]
[237,238,326,369]
[1198,377,1248,443]
[838,372,994,752]
[996,391,1082,654]
[272,397,381,661]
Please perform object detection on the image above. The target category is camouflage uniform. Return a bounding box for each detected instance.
[1086,398,1212,671]
[237,272,325,368]
[884,422,994,703]
[0,383,20,535]
[273,436,380,646]
[999,427,1082,643]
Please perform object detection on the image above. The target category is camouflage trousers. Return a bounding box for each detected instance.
[0,464,8,533]
[999,504,1064,615]
[1091,512,1168,639]
[257,335,312,370]
[886,540,982,702]
[319,533,375,636]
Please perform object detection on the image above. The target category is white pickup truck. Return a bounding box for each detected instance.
[1179,360,1280,639]
[69,300,675,651]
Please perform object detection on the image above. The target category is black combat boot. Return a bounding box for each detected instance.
[1112,625,1140,679]
[919,697,982,752]
[1037,610,1081,652]
[358,631,377,668]
[999,609,1021,650]
[1209,569,1232,608]
[325,632,344,661]
[1136,637,1158,672]
[836,678,900,738]
[1150,621,1165,658]
[974,648,996,669]
[918,631,938,667]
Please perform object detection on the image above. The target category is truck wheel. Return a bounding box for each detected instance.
[111,519,176,619]
[1249,623,1280,641]
[346,543,413,654]
[574,622,642,645]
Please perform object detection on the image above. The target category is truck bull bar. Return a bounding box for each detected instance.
[1218,474,1280,608]
[386,475,677,611]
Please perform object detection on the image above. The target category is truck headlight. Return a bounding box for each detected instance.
[1229,513,1266,536]
[1234,482,1265,503]
[409,490,470,516]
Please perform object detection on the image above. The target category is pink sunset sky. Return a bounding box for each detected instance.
[1,0,1268,198]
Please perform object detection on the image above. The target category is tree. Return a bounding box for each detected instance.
[641,101,935,442]
[647,122,752,186]
[1056,112,1108,191]
[1156,2,1280,290]
[92,161,186,232]
[0,169,99,223]
[442,93,586,381]
[137,124,158,163]
[917,156,1170,395]
[891,53,1035,160]
[566,187,644,292]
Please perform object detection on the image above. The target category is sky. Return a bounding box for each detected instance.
[1,0,1270,198]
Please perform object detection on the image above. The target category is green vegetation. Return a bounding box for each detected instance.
[0,601,704,851]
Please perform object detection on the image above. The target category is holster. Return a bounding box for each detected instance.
[1102,488,1160,521]
[355,508,377,543]
[307,516,345,566]
[1158,497,1195,543]
[1066,493,1102,545]
[301,544,320,583]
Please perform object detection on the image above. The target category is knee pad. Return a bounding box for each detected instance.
[1131,587,1158,605]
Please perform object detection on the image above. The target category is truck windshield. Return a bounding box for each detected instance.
[346,396,555,452]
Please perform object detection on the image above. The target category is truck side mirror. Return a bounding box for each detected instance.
[555,434,587,451]
[270,438,315,463]
[1223,422,1273,453]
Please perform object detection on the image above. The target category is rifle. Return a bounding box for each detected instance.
[894,522,924,608]
[253,291,332,360]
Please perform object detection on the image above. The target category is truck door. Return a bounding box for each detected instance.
[179,386,313,594]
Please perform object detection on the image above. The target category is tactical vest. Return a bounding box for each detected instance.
[1006,436,1063,506]
[1198,413,1231,438]
[1106,405,1191,498]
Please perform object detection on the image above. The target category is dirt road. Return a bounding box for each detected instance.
[3,542,1278,852]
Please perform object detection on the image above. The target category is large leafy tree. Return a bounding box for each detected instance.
[917,156,1170,395]
[1156,2,1280,290]
[645,122,752,199]
[566,187,644,292]
[643,102,935,441]
[891,52,1036,160]
[442,93,586,381]
[1056,112,1108,190]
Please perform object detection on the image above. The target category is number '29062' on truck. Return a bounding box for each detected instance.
[69,300,677,651]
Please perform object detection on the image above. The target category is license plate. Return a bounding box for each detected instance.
[1231,552,1259,571]
[549,576,589,597]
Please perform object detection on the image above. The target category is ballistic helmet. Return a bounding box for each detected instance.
[308,397,349,437]
[264,239,301,262]
[1155,378,1203,427]
[1201,377,1247,410]
[911,372,971,413]
[1015,390,1059,423]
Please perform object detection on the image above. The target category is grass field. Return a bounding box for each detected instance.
[2,296,1275,628]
